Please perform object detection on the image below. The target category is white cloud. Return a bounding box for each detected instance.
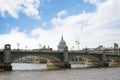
[0,0,120,50]
[0,0,40,19]
[0,27,41,49]
[57,10,68,18]
[83,0,105,6]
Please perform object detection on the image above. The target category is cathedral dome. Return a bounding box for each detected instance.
[59,36,66,45]
[58,36,67,51]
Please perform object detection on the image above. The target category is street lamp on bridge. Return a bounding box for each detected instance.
[25,46,28,51]
[17,43,20,51]
[39,44,41,49]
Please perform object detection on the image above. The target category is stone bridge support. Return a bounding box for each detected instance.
[47,47,71,68]
[100,50,109,67]
[0,51,3,70]
[3,44,12,71]
[62,47,71,68]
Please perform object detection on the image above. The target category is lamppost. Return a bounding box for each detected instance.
[25,46,28,51]
[39,44,41,51]
[17,43,20,51]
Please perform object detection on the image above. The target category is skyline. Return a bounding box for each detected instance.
[0,0,120,50]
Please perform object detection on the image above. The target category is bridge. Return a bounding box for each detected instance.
[0,44,120,71]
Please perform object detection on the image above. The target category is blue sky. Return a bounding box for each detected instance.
[0,0,96,34]
[0,0,120,49]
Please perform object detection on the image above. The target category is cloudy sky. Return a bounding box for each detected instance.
[0,0,120,50]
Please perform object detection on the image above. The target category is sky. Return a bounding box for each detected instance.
[0,0,120,50]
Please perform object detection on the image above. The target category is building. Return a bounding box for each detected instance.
[58,36,68,51]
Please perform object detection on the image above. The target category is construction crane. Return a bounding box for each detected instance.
[75,37,80,50]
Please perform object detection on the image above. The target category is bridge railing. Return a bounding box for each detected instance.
[0,48,120,56]
[11,49,60,53]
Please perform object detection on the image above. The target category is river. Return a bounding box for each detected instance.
[0,63,120,80]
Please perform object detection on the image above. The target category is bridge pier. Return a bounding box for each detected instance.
[47,46,71,69]
[100,50,109,67]
[46,61,71,69]
[63,62,71,68]
[0,63,4,70]
[3,44,12,71]
[3,63,12,71]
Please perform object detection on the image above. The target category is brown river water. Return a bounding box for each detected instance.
[0,63,120,80]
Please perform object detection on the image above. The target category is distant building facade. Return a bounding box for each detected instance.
[82,43,120,55]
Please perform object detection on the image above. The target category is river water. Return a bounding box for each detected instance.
[0,63,120,80]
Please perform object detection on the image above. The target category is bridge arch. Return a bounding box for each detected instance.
[11,52,62,63]
[69,55,100,61]
[68,53,102,65]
